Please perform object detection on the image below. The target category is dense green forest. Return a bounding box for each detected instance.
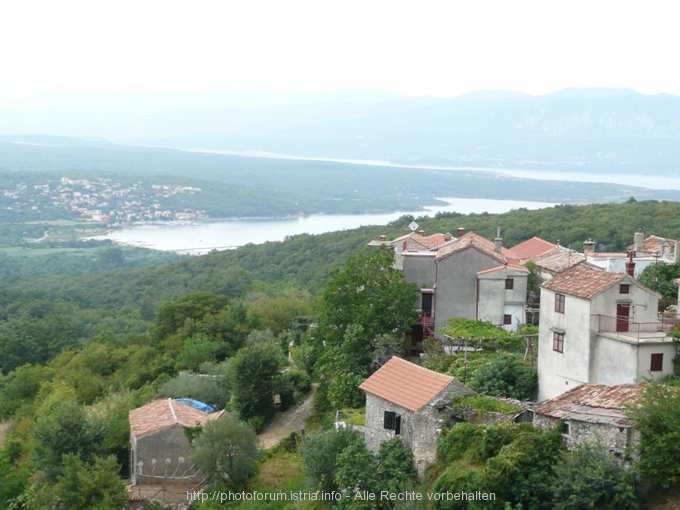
[2,199,680,508]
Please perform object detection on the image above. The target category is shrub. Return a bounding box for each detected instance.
[327,372,366,409]
[301,429,363,494]
[551,442,638,510]
[432,466,487,510]
[470,354,537,400]
[160,372,229,409]
[437,423,482,463]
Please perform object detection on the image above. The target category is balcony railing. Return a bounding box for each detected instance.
[592,314,680,341]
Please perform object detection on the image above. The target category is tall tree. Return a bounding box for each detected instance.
[192,416,259,491]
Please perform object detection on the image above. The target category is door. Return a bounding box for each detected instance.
[421,292,433,316]
[616,303,630,332]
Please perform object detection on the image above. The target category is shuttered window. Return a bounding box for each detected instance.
[650,353,663,372]
[555,293,565,313]
[553,332,564,353]
[383,411,401,435]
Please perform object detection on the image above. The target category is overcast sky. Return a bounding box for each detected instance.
[2,0,680,108]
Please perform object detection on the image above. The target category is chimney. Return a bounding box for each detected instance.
[675,240,680,264]
[634,231,645,253]
[494,226,503,253]
[456,227,466,237]
[444,232,453,241]
[583,239,596,255]
[626,250,636,277]
[417,228,425,235]
[378,234,387,241]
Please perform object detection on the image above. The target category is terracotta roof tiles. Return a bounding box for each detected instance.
[509,236,558,260]
[535,384,644,426]
[129,399,225,438]
[543,263,626,299]
[359,357,455,412]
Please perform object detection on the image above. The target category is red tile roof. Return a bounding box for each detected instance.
[628,235,679,255]
[531,247,585,274]
[129,399,225,438]
[394,232,451,251]
[535,384,644,426]
[436,231,515,263]
[509,236,557,261]
[477,263,529,275]
[359,357,455,412]
[543,263,626,299]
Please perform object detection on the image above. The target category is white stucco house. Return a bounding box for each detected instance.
[537,262,677,401]
[585,232,680,278]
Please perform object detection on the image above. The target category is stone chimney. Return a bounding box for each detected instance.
[417,228,425,235]
[457,227,466,237]
[444,233,453,241]
[378,234,387,241]
[494,227,503,253]
[634,232,645,253]
[626,250,636,277]
[583,239,596,255]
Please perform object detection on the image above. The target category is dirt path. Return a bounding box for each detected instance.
[258,386,317,450]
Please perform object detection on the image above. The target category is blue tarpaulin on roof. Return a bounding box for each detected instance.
[174,398,217,413]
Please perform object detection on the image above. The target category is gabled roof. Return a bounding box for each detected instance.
[543,263,627,299]
[477,263,529,276]
[393,232,452,251]
[359,356,456,412]
[436,231,515,263]
[129,399,225,439]
[509,236,557,261]
[530,247,585,274]
[535,384,644,426]
[628,234,679,255]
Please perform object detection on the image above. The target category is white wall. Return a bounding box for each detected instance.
[537,289,593,401]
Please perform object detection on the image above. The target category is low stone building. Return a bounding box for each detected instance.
[534,383,643,456]
[359,356,473,475]
[128,398,225,507]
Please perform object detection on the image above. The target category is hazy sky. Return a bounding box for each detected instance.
[2,0,680,107]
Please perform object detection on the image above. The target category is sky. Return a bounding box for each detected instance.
[2,0,680,109]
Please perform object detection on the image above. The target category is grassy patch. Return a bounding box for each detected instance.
[338,407,365,426]
[451,394,521,414]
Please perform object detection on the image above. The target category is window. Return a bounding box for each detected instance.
[505,278,514,290]
[650,353,664,372]
[620,284,630,294]
[503,314,512,325]
[553,332,564,353]
[554,293,565,314]
[383,411,401,435]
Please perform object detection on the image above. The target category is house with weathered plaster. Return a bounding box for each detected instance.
[534,383,643,456]
[537,263,677,400]
[370,229,529,339]
[128,398,225,508]
[359,356,473,475]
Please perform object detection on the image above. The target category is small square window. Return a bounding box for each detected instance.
[505,278,514,290]
[555,294,565,314]
[650,353,663,372]
[503,314,512,325]
[620,284,630,294]
[553,332,564,353]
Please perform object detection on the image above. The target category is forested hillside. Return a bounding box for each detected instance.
[2,199,680,508]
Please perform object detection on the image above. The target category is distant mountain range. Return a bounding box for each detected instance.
[2,88,680,175]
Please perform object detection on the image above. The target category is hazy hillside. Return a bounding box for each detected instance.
[1,138,679,219]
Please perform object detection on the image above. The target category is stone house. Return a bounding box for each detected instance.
[359,356,473,475]
[128,398,225,506]
[537,262,676,400]
[370,229,529,339]
[534,383,643,456]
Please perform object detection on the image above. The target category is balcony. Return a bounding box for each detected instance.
[592,314,680,343]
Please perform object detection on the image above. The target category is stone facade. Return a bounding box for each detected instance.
[534,413,639,455]
[363,384,472,475]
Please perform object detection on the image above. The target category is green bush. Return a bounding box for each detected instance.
[438,423,482,463]
[469,354,537,400]
[432,465,487,510]
[551,442,638,510]
[327,372,366,409]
